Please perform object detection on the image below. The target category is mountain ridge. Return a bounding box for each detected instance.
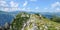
[11,12,60,30]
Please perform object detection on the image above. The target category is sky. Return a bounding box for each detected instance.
[0,0,60,12]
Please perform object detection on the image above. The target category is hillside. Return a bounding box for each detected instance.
[11,12,60,30]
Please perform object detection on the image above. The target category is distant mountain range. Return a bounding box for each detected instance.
[0,11,14,26]
[0,11,60,26]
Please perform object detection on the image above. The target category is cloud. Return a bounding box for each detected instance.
[0,0,20,12]
[18,8,31,12]
[51,2,60,8]
[55,8,60,12]
[34,7,41,12]
[7,1,20,12]
[30,0,37,2]
[10,1,19,7]
[4,8,9,11]
[23,1,28,7]
[0,0,9,11]
[35,7,39,10]
[51,2,60,12]
[56,8,60,10]
[44,8,48,10]
[0,0,8,7]
[46,2,60,12]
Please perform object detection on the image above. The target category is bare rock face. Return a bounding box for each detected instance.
[4,22,11,30]
[0,26,2,30]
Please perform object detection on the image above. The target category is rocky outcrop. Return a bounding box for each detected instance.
[0,22,11,30]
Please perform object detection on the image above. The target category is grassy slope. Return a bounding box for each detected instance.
[11,13,60,30]
[24,14,60,30]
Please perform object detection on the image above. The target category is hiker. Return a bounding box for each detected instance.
[40,15,42,19]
